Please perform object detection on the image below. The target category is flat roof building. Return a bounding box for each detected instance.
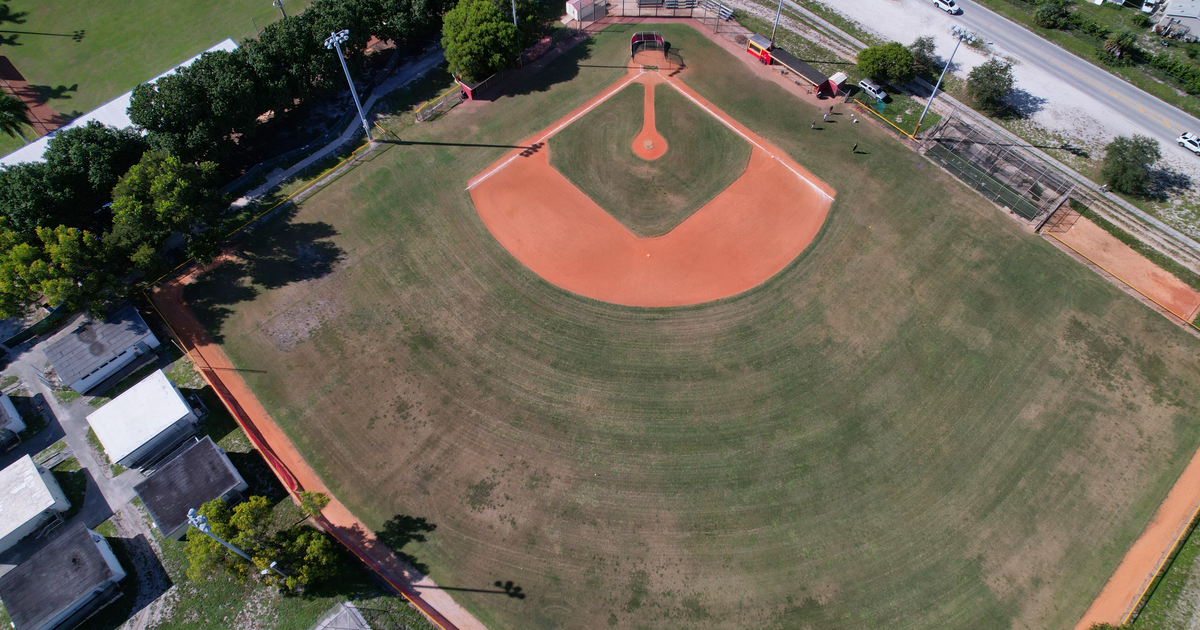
[1161,0,1200,33]
[0,524,126,630]
[44,305,160,395]
[0,455,69,555]
[134,436,248,540]
[86,370,198,470]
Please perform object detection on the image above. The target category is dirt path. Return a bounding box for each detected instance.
[148,269,487,630]
[1052,217,1200,323]
[632,67,667,160]
[0,56,65,137]
[468,56,834,307]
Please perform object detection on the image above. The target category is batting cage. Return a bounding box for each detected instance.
[920,116,1074,224]
[631,32,665,56]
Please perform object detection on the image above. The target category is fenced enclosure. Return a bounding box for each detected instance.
[920,116,1074,223]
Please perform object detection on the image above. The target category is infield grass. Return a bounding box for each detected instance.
[183,24,1200,630]
[550,82,751,237]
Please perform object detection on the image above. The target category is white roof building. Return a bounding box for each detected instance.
[0,455,69,554]
[0,38,238,167]
[86,369,198,469]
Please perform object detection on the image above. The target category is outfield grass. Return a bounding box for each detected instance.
[0,0,310,126]
[550,82,751,237]
[183,24,1200,630]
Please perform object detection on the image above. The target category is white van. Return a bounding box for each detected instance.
[858,79,888,101]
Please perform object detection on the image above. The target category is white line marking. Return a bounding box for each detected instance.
[467,73,641,190]
[663,79,834,202]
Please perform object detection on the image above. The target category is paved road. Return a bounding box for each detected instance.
[952,0,1200,142]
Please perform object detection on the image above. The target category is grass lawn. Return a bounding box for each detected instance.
[1134,521,1200,628]
[0,0,312,125]
[549,82,751,237]
[181,23,1200,630]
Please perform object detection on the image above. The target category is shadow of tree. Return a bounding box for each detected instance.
[1002,88,1047,118]
[375,514,436,575]
[500,37,594,99]
[1150,165,1193,199]
[182,207,343,344]
[0,5,27,26]
[30,83,77,102]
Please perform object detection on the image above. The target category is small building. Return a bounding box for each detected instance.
[134,436,248,540]
[566,0,606,23]
[86,369,198,470]
[0,393,26,449]
[44,305,160,395]
[309,602,374,630]
[0,524,126,630]
[0,455,70,555]
[1160,0,1200,34]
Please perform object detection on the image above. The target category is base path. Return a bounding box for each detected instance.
[468,55,834,307]
[1053,217,1200,322]
[149,266,486,630]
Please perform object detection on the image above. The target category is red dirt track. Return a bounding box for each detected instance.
[149,269,485,630]
[468,56,835,307]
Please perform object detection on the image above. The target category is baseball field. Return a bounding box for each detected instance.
[180,23,1200,630]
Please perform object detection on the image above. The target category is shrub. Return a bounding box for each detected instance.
[857,42,917,84]
[967,58,1016,114]
[1101,135,1161,197]
[1034,2,1071,29]
[1132,13,1152,28]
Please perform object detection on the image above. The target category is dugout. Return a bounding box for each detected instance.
[767,47,829,93]
[631,31,666,56]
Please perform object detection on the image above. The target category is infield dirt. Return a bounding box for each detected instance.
[178,23,1200,630]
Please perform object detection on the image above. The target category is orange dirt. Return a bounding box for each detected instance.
[0,56,65,137]
[468,57,835,307]
[1056,217,1200,322]
[149,267,486,630]
[632,81,667,160]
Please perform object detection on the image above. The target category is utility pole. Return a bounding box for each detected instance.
[511,0,518,28]
[324,29,373,141]
[273,0,286,19]
[914,27,972,138]
[187,508,288,580]
[770,0,784,47]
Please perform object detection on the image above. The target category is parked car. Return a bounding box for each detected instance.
[1142,0,1156,14]
[1178,131,1200,155]
[858,79,888,101]
[934,0,960,14]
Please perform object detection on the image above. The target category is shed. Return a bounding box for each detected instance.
[44,305,160,395]
[86,370,198,470]
[0,524,126,630]
[0,393,25,435]
[0,455,69,554]
[566,0,606,23]
[134,436,248,540]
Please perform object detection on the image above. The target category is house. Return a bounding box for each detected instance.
[86,369,198,470]
[134,436,248,540]
[0,524,126,630]
[1159,0,1200,34]
[0,455,70,554]
[44,305,160,395]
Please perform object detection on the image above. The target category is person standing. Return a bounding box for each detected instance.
[852,142,858,153]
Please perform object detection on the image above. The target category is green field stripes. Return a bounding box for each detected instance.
[926,143,1042,220]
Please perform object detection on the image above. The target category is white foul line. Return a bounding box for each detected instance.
[466,72,643,191]
[662,78,834,202]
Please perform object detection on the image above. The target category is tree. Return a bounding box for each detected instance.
[106,152,229,275]
[442,0,520,82]
[1103,29,1138,64]
[1101,134,1161,197]
[184,498,237,582]
[1033,1,1071,30]
[299,491,331,519]
[909,36,939,76]
[260,528,339,590]
[857,42,916,84]
[966,58,1015,114]
[0,94,30,141]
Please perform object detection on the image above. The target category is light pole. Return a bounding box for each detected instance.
[770,0,784,47]
[511,0,518,28]
[914,27,973,138]
[187,508,288,580]
[324,29,372,141]
[273,0,286,19]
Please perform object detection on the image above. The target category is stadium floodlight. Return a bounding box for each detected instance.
[273,0,286,19]
[324,29,373,141]
[770,0,784,47]
[914,26,970,138]
[187,508,288,580]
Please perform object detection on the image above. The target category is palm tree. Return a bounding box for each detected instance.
[0,94,31,143]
